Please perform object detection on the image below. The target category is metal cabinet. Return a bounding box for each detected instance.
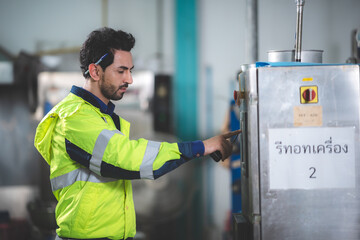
[237,63,360,240]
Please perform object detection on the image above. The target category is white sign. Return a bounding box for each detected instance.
[268,127,355,190]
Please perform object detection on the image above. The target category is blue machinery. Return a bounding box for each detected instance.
[229,100,242,214]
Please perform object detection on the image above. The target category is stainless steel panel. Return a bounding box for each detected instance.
[240,65,261,238]
[256,65,360,240]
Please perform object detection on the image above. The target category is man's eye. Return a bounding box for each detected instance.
[118,71,124,74]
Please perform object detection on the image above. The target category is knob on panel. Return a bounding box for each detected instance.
[300,86,318,104]
[302,88,316,101]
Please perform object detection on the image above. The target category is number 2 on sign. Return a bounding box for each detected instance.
[309,167,316,179]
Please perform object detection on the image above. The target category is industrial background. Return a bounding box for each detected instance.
[0,0,359,239]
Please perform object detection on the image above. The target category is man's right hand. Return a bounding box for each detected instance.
[203,130,241,161]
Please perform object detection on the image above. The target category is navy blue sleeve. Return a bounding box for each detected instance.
[177,140,205,159]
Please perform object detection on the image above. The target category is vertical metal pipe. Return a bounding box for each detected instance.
[102,0,108,27]
[295,0,305,62]
[245,0,258,63]
[157,0,164,72]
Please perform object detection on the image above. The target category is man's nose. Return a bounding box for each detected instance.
[125,71,133,84]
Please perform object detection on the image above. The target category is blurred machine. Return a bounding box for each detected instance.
[0,49,49,239]
[347,27,360,64]
[153,74,172,133]
[233,1,360,239]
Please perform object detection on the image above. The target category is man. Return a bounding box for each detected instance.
[34,27,239,240]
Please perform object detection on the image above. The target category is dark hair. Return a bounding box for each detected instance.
[80,27,135,78]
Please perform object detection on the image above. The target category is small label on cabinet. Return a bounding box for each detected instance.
[294,105,322,127]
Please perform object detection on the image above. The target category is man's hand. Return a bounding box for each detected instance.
[203,129,241,161]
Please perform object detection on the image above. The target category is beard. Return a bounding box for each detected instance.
[99,75,128,101]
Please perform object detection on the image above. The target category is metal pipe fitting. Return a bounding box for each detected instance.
[295,0,305,62]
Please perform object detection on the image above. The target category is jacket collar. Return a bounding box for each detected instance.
[70,85,115,115]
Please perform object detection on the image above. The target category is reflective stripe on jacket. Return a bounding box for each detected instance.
[34,86,203,240]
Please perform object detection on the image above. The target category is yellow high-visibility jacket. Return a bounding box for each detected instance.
[34,86,204,240]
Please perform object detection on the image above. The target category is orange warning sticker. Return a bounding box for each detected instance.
[294,105,323,127]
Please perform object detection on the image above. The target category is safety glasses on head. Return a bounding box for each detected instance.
[84,53,109,75]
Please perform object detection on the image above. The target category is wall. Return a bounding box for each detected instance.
[0,0,174,73]
[198,0,246,238]
[258,0,360,63]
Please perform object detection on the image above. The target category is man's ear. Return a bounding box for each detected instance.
[88,64,101,81]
